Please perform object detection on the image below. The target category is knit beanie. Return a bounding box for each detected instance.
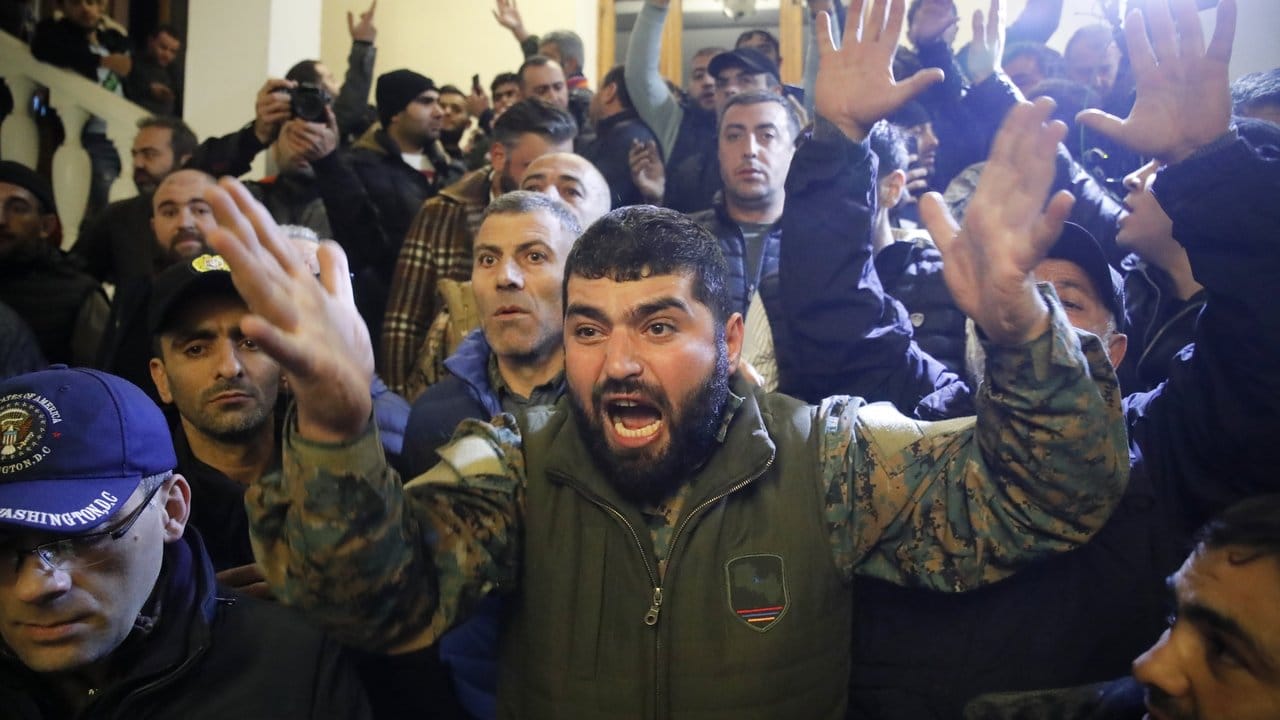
[376,69,436,128]
[0,161,57,214]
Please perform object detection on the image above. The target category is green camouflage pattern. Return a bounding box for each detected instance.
[821,290,1128,590]
[246,288,1127,652]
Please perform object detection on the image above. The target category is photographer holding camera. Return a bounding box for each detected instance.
[241,85,340,241]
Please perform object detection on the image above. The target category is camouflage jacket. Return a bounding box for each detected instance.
[247,294,1127,660]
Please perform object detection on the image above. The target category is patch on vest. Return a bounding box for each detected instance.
[725,554,788,632]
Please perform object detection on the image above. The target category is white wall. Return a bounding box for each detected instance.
[950,0,1278,81]
[185,0,322,177]
[186,0,1275,148]
[319,0,600,106]
[269,0,325,79]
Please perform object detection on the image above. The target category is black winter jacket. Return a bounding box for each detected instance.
[688,196,782,318]
[0,531,371,719]
[778,120,1280,719]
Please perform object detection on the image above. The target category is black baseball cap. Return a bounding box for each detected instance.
[1045,222,1125,330]
[707,48,780,84]
[148,254,239,336]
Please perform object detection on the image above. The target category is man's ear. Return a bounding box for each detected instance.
[38,214,59,241]
[601,82,618,106]
[149,357,174,404]
[159,474,192,542]
[1106,331,1128,370]
[489,140,508,173]
[724,311,745,370]
[879,169,908,209]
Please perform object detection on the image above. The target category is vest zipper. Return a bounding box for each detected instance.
[553,450,775,720]
[650,454,775,719]
[644,587,664,626]
[563,484,661,618]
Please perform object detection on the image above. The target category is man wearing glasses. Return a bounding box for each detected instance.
[0,366,370,718]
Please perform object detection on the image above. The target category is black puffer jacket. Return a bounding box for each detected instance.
[688,195,782,318]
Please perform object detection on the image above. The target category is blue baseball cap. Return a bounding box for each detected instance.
[0,367,176,533]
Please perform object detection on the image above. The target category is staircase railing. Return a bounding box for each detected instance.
[0,30,148,246]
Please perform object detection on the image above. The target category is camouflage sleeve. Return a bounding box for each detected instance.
[820,285,1128,590]
[246,409,526,653]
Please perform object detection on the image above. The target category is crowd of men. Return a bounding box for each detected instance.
[1,0,1279,718]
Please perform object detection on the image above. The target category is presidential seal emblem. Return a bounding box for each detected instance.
[191,254,229,273]
[0,395,50,468]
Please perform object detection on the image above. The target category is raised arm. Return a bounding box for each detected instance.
[1080,0,1280,529]
[810,0,1125,590]
[775,4,953,407]
[623,0,685,162]
[206,181,523,653]
[334,1,378,141]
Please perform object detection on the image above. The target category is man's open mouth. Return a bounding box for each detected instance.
[606,398,663,440]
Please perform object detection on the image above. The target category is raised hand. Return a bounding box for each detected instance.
[254,78,295,145]
[493,0,530,41]
[102,52,132,77]
[281,109,338,163]
[965,0,1006,86]
[1077,0,1236,165]
[629,139,666,204]
[920,98,1074,346]
[467,87,490,117]
[813,0,945,142]
[348,0,377,44]
[204,179,374,443]
[907,0,960,47]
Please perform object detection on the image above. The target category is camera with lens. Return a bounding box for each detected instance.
[289,82,332,123]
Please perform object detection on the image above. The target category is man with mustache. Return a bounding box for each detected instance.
[72,117,197,285]
[690,91,799,318]
[382,99,577,397]
[98,170,221,402]
[147,254,282,573]
[963,495,1280,720]
[202,4,1127,716]
[74,79,302,287]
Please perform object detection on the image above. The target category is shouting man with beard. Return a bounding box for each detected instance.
[203,3,1128,716]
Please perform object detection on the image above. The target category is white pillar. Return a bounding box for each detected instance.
[48,101,90,236]
[184,0,322,178]
[0,76,41,168]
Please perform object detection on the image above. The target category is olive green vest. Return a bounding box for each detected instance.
[497,384,852,719]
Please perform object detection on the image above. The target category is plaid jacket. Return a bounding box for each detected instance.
[380,168,491,395]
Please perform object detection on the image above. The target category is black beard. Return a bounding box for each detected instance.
[570,333,730,506]
[165,230,210,264]
[497,167,519,193]
[440,125,465,147]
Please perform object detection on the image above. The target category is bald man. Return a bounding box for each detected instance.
[519,151,612,226]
